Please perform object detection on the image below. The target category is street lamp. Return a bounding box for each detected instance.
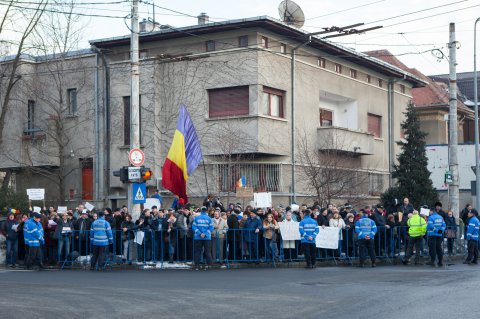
[474,17,480,210]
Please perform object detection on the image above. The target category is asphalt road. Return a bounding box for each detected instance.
[0,263,478,319]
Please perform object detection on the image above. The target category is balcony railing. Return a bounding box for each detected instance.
[317,126,374,155]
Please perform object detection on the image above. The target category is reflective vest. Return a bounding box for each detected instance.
[407,214,426,237]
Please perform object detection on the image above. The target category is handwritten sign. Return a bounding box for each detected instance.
[144,198,161,210]
[254,192,272,208]
[27,189,45,200]
[278,222,301,240]
[315,227,339,249]
[85,202,95,211]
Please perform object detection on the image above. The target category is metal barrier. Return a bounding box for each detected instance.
[50,225,475,270]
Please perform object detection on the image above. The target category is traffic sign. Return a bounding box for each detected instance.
[128,167,141,180]
[129,148,145,167]
[132,183,147,204]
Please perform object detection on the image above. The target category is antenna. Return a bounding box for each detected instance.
[279,0,305,29]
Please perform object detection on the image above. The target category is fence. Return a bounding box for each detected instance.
[41,225,474,270]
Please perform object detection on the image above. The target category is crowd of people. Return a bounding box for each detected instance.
[1,195,479,271]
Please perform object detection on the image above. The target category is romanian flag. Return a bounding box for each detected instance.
[236,176,246,188]
[161,105,203,203]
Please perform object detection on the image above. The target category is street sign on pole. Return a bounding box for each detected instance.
[132,183,146,204]
[128,167,141,180]
[129,148,145,167]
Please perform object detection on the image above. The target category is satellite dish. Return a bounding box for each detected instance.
[278,0,305,28]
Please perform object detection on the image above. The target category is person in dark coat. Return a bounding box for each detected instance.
[444,210,457,255]
[3,212,19,267]
[227,209,241,260]
[371,204,387,256]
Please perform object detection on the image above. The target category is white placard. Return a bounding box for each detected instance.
[48,220,57,226]
[254,192,272,208]
[62,227,71,233]
[33,206,41,214]
[57,206,68,214]
[27,189,45,200]
[315,227,339,249]
[291,204,300,212]
[134,231,144,245]
[278,222,301,240]
[85,202,95,211]
[11,224,18,231]
[420,208,430,216]
[144,198,161,210]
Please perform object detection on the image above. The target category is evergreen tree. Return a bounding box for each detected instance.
[381,101,438,208]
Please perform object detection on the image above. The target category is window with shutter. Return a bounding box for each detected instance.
[319,109,333,127]
[208,86,249,118]
[368,113,382,138]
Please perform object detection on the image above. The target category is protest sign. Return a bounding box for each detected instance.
[315,227,340,249]
[278,222,301,240]
[27,189,45,200]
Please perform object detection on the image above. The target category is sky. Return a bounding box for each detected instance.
[8,0,480,76]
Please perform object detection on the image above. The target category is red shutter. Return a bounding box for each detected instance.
[368,113,382,138]
[208,86,249,118]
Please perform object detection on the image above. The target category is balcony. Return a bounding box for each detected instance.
[317,126,374,155]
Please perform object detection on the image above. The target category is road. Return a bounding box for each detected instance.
[0,263,477,319]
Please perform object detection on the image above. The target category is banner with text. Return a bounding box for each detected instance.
[278,222,302,240]
[315,227,340,249]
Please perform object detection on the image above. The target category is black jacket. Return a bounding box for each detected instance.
[3,219,19,240]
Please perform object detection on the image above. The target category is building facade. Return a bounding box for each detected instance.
[0,16,423,208]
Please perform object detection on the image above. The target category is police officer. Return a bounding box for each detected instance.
[24,212,45,270]
[426,208,446,266]
[355,211,377,267]
[402,210,427,265]
[90,211,113,271]
[192,206,214,271]
[299,209,319,269]
[463,210,479,264]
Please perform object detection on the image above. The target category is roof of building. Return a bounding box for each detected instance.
[365,49,472,114]
[90,16,425,87]
[0,49,95,63]
[430,71,480,102]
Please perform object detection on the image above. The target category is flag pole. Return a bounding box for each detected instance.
[202,159,209,195]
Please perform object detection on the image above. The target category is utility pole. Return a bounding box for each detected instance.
[448,23,460,217]
[474,17,480,210]
[129,0,141,220]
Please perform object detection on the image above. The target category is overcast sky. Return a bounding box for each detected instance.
[52,0,480,76]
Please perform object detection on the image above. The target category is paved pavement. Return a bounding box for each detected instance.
[0,263,477,319]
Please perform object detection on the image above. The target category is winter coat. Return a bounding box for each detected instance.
[192,212,214,241]
[299,216,319,244]
[90,217,113,246]
[211,218,228,239]
[24,218,45,247]
[355,216,377,240]
[427,212,446,237]
[467,216,480,241]
[329,218,345,240]
[3,218,19,241]
[243,216,262,243]
[54,219,74,240]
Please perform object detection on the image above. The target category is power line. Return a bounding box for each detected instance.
[307,0,387,21]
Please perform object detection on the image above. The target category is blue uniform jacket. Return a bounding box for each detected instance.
[243,215,262,242]
[90,217,113,246]
[299,216,319,243]
[467,216,480,241]
[427,212,446,237]
[24,218,44,247]
[192,212,214,240]
[355,216,377,240]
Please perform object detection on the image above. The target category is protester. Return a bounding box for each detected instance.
[55,212,74,264]
[444,211,457,255]
[282,211,298,262]
[262,213,279,262]
[211,210,228,264]
[3,212,19,268]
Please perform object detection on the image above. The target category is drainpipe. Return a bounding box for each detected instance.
[388,75,406,188]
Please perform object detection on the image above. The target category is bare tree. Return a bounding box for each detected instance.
[296,127,376,207]
[1,1,95,204]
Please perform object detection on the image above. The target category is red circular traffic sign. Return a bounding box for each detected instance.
[129,148,145,167]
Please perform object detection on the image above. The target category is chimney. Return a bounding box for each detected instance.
[198,12,209,25]
[139,18,161,33]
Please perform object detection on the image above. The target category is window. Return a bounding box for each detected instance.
[400,84,406,94]
[67,88,77,115]
[27,100,35,133]
[378,79,383,88]
[368,113,382,138]
[262,86,284,118]
[139,49,148,59]
[208,86,249,118]
[335,63,342,73]
[261,36,268,48]
[280,43,287,54]
[123,96,142,146]
[366,75,371,83]
[215,163,281,192]
[350,69,357,79]
[318,58,326,68]
[206,40,215,52]
[368,173,384,195]
[319,109,333,127]
[238,35,248,48]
